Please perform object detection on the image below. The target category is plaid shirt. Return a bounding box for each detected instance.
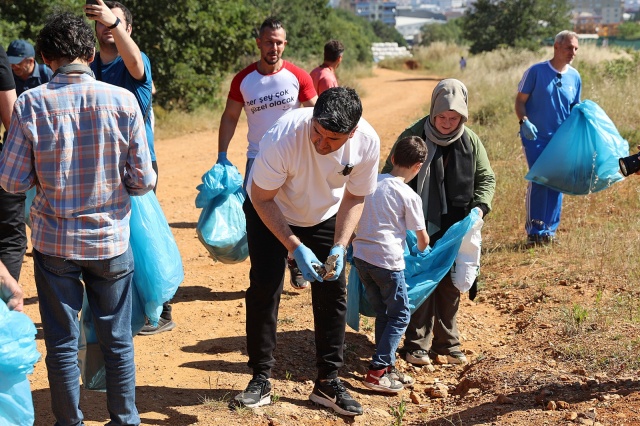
[0,72,156,260]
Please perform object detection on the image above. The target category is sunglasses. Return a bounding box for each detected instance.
[555,72,562,88]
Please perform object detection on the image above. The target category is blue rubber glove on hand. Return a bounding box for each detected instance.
[325,245,346,281]
[216,152,233,166]
[520,119,538,140]
[411,244,431,258]
[293,244,323,282]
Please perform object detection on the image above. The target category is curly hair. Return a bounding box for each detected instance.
[36,12,95,63]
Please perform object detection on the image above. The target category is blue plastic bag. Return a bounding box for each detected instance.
[130,191,184,325]
[525,100,629,195]
[196,163,249,264]
[0,302,40,426]
[347,210,479,331]
[23,187,36,228]
[78,287,145,391]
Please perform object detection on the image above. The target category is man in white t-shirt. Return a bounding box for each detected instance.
[230,87,380,417]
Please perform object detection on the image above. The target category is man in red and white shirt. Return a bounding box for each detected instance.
[216,17,317,290]
[216,17,317,181]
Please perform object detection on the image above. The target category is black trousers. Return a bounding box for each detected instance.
[243,198,347,380]
[0,187,27,281]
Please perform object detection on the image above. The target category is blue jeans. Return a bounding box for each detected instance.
[33,247,139,426]
[354,258,410,370]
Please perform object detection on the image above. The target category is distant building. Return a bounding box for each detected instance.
[569,0,623,25]
[352,1,398,25]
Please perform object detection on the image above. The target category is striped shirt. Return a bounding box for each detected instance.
[0,72,156,260]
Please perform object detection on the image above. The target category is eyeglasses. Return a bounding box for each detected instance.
[555,72,562,88]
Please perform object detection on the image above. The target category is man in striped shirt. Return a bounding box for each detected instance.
[0,12,155,426]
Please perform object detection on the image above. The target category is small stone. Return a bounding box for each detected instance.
[546,400,557,411]
[557,400,570,409]
[573,367,588,376]
[410,391,421,404]
[565,412,578,420]
[514,304,525,313]
[495,394,514,404]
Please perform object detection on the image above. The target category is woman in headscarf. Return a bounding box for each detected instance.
[381,78,495,367]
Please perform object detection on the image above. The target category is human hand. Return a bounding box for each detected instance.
[0,266,23,312]
[411,244,431,258]
[216,152,233,167]
[84,0,119,27]
[325,245,346,281]
[520,120,538,140]
[473,206,484,219]
[293,244,323,282]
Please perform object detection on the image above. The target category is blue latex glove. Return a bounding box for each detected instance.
[293,244,323,282]
[520,119,538,140]
[411,244,431,258]
[325,245,346,281]
[216,152,233,166]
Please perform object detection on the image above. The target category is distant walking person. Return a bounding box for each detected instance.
[515,30,581,246]
[217,17,317,289]
[310,40,344,95]
[0,12,156,425]
[459,56,466,71]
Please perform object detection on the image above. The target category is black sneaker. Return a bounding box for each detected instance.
[287,257,309,289]
[138,317,176,336]
[309,378,363,416]
[229,376,271,409]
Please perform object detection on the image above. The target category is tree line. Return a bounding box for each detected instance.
[0,0,407,110]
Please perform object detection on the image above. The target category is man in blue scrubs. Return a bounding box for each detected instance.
[515,30,581,245]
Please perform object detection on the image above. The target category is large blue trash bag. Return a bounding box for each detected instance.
[130,191,184,325]
[347,210,479,331]
[195,163,249,264]
[23,187,36,228]
[525,100,629,195]
[0,301,40,426]
[78,283,146,391]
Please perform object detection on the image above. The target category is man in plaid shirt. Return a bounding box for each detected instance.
[0,12,155,426]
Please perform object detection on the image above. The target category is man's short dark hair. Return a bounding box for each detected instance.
[393,136,427,168]
[324,40,344,62]
[313,87,362,134]
[105,1,133,28]
[259,17,284,37]
[36,12,95,63]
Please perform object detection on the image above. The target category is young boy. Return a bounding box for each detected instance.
[352,136,430,394]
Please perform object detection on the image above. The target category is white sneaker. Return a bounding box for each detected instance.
[405,349,433,366]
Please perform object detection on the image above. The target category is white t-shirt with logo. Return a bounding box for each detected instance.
[247,108,380,227]
[353,174,426,271]
[228,61,316,159]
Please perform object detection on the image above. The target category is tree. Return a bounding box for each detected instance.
[420,18,465,46]
[463,0,572,54]
[371,20,408,47]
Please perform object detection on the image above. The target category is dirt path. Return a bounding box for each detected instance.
[22,67,509,426]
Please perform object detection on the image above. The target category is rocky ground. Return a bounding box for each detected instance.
[21,67,640,425]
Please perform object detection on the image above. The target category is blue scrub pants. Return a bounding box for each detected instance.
[522,137,563,238]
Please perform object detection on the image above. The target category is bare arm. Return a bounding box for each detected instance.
[302,96,317,107]
[416,229,430,253]
[218,98,244,154]
[0,260,23,312]
[251,181,301,252]
[515,92,530,122]
[87,0,146,80]
[333,189,365,247]
[0,88,16,130]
